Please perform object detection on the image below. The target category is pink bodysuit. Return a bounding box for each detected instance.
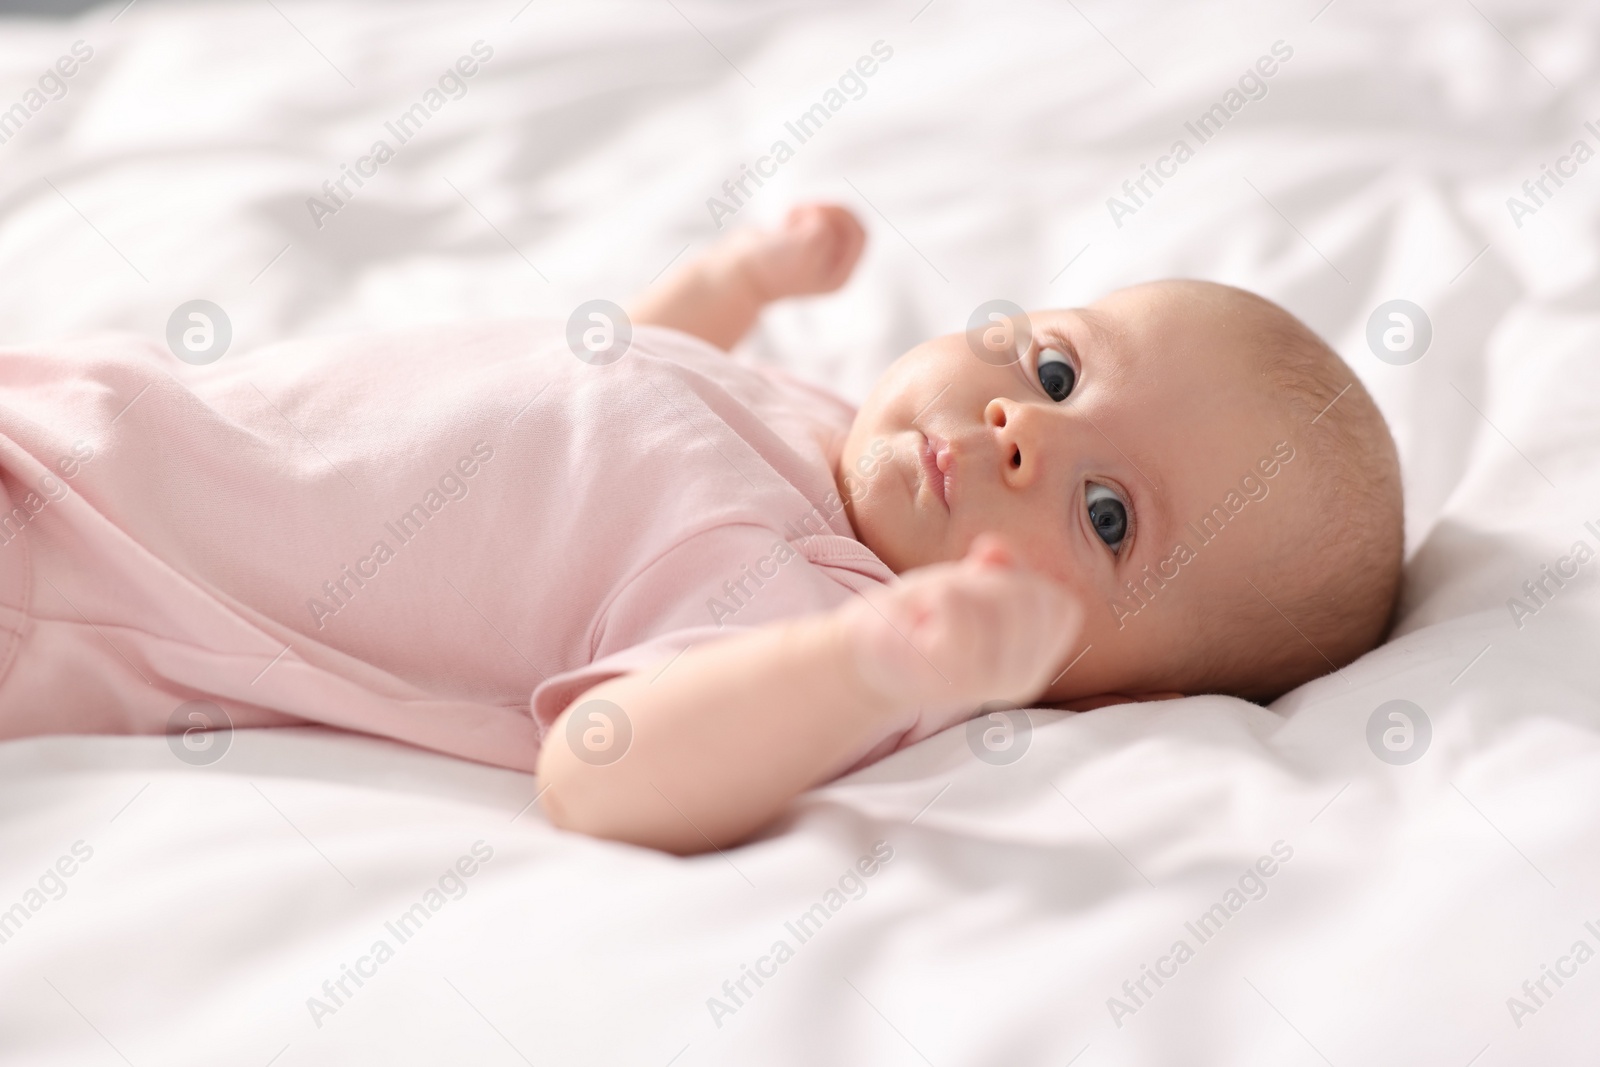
[0,320,893,772]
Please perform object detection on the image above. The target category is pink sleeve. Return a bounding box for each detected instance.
[528,524,874,737]
[528,624,746,738]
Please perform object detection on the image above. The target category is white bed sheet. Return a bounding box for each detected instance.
[2,0,1600,1063]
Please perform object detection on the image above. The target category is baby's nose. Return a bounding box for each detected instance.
[984,398,1041,488]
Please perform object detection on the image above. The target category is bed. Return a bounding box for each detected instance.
[2,0,1599,1063]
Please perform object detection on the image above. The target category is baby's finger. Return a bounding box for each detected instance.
[963,532,1016,571]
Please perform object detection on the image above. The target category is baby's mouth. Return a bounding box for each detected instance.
[918,432,951,512]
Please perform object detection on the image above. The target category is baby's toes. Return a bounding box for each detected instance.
[787,204,865,292]
[740,202,865,299]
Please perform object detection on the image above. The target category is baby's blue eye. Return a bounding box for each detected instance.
[1086,484,1127,552]
[1037,348,1076,402]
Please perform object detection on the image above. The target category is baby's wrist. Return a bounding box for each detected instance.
[827,599,944,730]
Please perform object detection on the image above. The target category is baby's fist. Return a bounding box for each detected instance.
[839,535,1084,742]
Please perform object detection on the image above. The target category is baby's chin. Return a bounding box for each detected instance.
[843,492,932,573]
[848,513,918,574]
[851,505,969,574]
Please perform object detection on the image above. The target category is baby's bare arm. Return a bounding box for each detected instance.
[629,203,865,352]
[538,612,904,853]
[536,536,1082,853]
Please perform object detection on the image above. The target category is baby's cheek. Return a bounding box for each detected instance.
[995,529,1078,587]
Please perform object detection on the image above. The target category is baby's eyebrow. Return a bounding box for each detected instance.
[1073,307,1119,357]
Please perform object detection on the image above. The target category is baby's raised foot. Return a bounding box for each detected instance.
[731,203,866,302]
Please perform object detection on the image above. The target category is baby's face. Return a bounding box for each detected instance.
[836,281,1307,702]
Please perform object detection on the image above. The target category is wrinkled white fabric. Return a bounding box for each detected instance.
[1,0,1597,1065]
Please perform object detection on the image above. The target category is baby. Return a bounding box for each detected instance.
[0,204,1401,855]
[541,204,1404,850]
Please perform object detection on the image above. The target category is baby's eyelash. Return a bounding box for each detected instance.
[1030,332,1078,364]
[1111,486,1134,556]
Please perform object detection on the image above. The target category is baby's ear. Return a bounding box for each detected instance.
[1051,691,1185,712]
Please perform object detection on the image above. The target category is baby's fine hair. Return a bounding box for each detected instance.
[1181,283,1404,702]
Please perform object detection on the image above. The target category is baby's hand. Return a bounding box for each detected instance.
[837,534,1084,742]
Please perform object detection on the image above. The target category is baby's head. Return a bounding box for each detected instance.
[836,279,1403,705]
